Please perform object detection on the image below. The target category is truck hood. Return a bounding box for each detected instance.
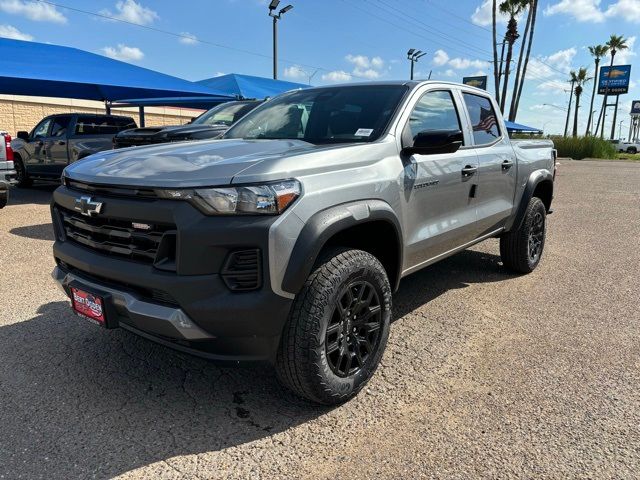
[63,138,337,187]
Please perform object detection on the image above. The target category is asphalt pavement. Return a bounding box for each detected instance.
[0,159,638,479]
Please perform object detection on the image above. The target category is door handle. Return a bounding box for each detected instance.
[461,165,478,177]
[502,159,515,170]
[57,140,66,145]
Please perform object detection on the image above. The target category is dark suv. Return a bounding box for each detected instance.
[113,100,261,149]
[12,113,136,186]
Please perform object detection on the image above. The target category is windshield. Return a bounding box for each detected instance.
[192,102,255,127]
[223,85,408,144]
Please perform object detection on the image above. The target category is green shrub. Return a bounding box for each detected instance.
[549,136,617,160]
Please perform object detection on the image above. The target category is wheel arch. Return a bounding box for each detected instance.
[281,200,403,295]
[505,169,554,232]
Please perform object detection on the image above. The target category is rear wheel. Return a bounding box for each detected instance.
[276,248,391,405]
[14,155,32,188]
[500,197,547,273]
[627,147,637,154]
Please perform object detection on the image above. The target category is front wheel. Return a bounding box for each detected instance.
[14,155,32,188]
[500,197,547,273]
[276,248,392,405]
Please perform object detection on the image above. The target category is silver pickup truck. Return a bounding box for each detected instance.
[50,81,555,405]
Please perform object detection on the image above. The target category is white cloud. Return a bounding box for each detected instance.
[100,0,158,25]
[342,54,386,80]
[547,47,578,71]
[179,32,198,45]
[101,44,144,62]
[471,0,515,26]
[0,23,32,40]
[606,0,640,21]
[448,57,489,70]
[544,0,605,22]
[432,49,449,67]
[283,66,307,80]
[0,0,66,23]
[444,69,456,78]
[545,0,640,23]
[321,70,352,83]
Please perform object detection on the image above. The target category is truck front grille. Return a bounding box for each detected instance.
[58,207,175,265]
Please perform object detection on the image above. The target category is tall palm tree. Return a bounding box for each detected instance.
[508,0,533,121]
[492,0,500,104]
[585,44,609,136]
[571,68,591,137]
[499,0,529,114]
[599,34,628,138]
[511,0,538,121]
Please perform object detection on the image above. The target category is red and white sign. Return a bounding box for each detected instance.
[71,287,105,325]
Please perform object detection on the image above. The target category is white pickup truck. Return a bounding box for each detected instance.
[0,132,17,208]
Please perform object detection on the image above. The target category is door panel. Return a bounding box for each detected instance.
[402,149,479,269]
[25,118,52,174]
[474,140,517,234]
[44,116,72,176]
[399,89,479,272]
[461,93,517,235]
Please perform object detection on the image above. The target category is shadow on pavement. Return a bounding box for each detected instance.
[9,223,54,241]
[393,246,516,321]
[0,247,515,479]
[7,184,57,206]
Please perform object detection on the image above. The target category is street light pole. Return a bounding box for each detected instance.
[268,1,294,80]
[407,49,427,80]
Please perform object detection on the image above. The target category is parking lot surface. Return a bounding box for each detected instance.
[0,159,639,479]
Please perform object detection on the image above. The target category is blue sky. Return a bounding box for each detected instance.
[1,0,639,136]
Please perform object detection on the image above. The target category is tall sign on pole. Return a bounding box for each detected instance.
[598,65,632,139]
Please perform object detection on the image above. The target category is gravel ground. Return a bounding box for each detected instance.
[0,159,638,479]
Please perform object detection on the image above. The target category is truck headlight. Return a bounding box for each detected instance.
[156,179,301,215]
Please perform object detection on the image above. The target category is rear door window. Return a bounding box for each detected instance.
[462,93,501,145]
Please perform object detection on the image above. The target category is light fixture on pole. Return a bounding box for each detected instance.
[407,49,427,80]
[268,0,294,80]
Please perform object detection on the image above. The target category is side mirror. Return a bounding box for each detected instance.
[17,131,29,141]
[402,129,463,156]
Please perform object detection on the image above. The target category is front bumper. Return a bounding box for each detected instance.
[51,185,294,362]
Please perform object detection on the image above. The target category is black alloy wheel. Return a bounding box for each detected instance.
[325,280,383,378]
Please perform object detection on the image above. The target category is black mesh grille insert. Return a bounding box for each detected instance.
[58,207,175,265]
[221,249,262,291]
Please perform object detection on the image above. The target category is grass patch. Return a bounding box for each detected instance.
[616,153,640,161]
[550,136,618,160]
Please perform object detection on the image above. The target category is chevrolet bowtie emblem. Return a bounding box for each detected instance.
[74,195,103,217]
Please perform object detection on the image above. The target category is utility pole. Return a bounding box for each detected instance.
[407,49,427,80]
[564,81,575,138]
[268,0,294,80]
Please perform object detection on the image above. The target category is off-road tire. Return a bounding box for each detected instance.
[500,196,547,273]
[276,248,392,405]
[14,155,32,188]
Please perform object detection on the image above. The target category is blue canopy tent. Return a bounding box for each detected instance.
[504,120,543,134]
[0,38,234,125]
[197,73,308,100]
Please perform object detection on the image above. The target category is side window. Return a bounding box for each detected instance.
[407,90,462,141]
[51,116,71,137]
[32,119,52,138]
[462,93,501,145]
[75,116,134,135]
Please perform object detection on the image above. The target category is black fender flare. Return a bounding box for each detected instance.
[281,200,403,295]
[505,169,554,232]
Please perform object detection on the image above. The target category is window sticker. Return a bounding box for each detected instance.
[354,128,374,137]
